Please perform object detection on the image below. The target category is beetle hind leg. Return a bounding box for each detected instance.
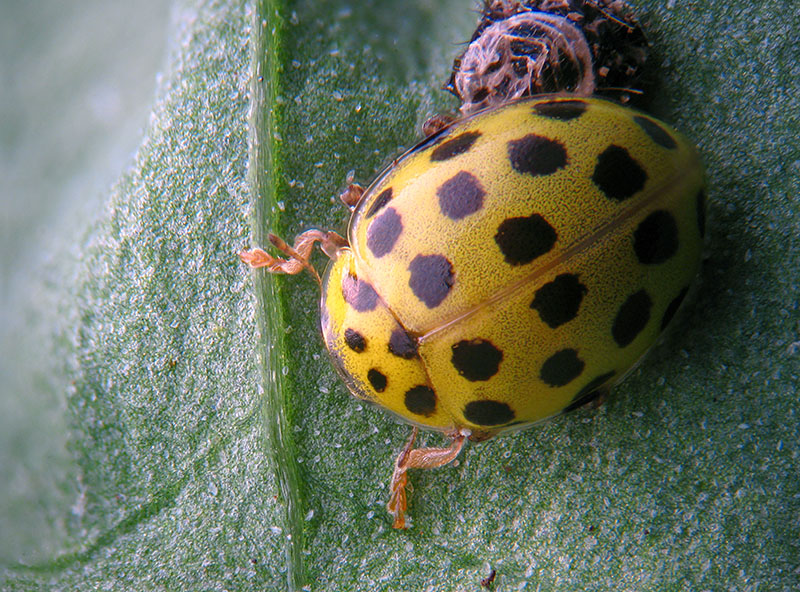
[387,427,468,529]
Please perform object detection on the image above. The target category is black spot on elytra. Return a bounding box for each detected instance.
[463,400,515,426]
[612,289,652,347]
[661,286,689,330]
[696,189,706,238]
[494,214,557,266]
[367,368,387,392]
[389,328,418,359]
[508,134,568,176]
[451,339,503,382]
[592,145,647,201]
[366,206,403,258]
[540,348,585,387]
[341,273,378,312]
[437,171,485,220]
[404,385,437,416]
[408,254,454,308]
[533,99,588,121]
[563,371,616,413]
[365,187,393,219]
[634,210,679,264]
[344,328,366,352]
[430,131,481,161]
[634,115,677,150]
[531,274,588,328]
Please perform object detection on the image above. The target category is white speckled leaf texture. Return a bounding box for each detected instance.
[1,0,798,590]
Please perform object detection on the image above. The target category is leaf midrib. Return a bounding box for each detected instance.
[249,1,305,590]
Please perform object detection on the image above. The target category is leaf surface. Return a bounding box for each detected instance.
[1,0,798,590]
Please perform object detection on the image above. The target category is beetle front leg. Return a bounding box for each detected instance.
[239,229,347,285]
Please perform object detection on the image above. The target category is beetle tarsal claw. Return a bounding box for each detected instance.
[238,247,288,271]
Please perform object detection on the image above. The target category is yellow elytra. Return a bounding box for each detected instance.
[241,95,705,528]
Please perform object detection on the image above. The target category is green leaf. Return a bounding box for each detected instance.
[2,0,798,590]
[2,0,287,588]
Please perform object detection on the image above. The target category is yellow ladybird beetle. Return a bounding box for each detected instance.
[241,95,705,529]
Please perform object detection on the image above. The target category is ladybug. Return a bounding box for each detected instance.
[241,95,705,528]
